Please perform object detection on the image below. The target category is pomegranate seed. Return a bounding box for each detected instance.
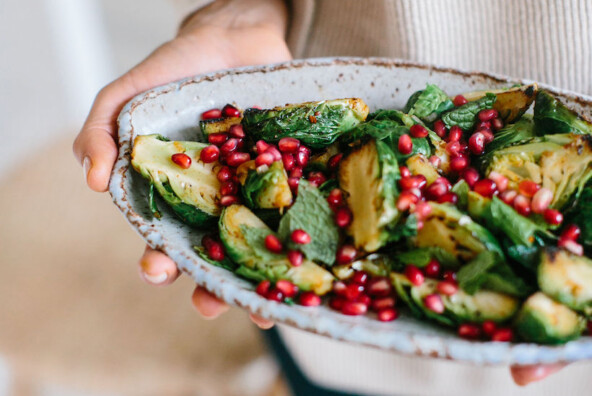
[371,296,396,311]
[558,238,584,256]
[264,234,283,253]
[399,175,427,190]
[208,132,229,146]
[201,234,217,250]
[336,245,357,265]
[531,187,553,214]
[171,153,192,169]
[266,288,284,302]
[405,265,424,286]
[357,293,371,306]
[296,146,311,167]
[281,153,295,171]
[492,117,504,131]
[473,179,497,198]
[329,296,346,310]
[288,177,300,193]
[412,201,432,220]
[278,137,300,153]
[201,108,222,120]
[327,188,344,208]
[377,307,399,322]
[264,146,282,161]
[237,139,246,151]
[513,194,532,216]
[287,250,303,267]
[397,190,419,211]
[543,209,563,225]
[327,153,343,172]
[491,328,513,342]
[462,167,480,187]
[200,145,220,163]
[429,155,441,167]
[410,124,429,138]
[290,167,303,179]
[453,95,468,106]
[220,180,238,196]
[207,240,225,261]
[561,224,581,241]
[443,270,457,282]
[307,171,327,187]
[458,323,481,339]
[291,229,311,244]
[255,140,271,154]
[228,124,245,138]
[256,280,271,296]
[226,152,250,167]
[341,301,368,316]
[425,182,448,201]
[436,280,458,296]
[222,104,241,118]
[423,294,445,314]
[299,291,321,306]
[399,166,411,178]
[500,189,518,205]
[220,195,239,206]
[468,132,485,155]
[450,156,469,172]
[433,120,447,137]
[488,171,508,192]
[479,129,495,144]
[447,126,463,142]
[518,180,540,198]
[398,134,413,155]
[335,207,353,227]
[275,280,298,298]
[475,121,492,131]
[366,277,392,297]
[588,321,592,334]
[217,166,232,182]
[481,320,497,337]
[343,283,364,301]
[478,108,498,122]
[333,280,347,296]
[255,152,275,167]
[424,260,441,277]
[437,192,458,204]
[352,271,369,285]
[446,141,462,156]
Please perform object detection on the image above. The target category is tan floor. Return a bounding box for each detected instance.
[0,138,289,396]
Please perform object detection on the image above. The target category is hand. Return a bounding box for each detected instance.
[73,0,289,327]
[510,363,567,386]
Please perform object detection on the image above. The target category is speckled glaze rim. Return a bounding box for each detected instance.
[110,57,592,366]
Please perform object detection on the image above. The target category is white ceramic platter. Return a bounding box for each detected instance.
[110,58,592,365]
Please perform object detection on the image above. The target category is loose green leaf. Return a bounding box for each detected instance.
[451,180,470,210]
[241,225,286,262]
[405,84,454,122]
[149,183,161,219]
[395,247,461,269]
[457,251,498,294]
[194,246,237,271]
[441,93,497,131]
[534,90,592,135]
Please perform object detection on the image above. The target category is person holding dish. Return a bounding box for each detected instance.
[73,0,592,394]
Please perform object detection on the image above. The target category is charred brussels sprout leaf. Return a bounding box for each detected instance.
[534,90,592,135]
[131,134,220,227]
[479,115,537,169]
[242,99,369,148]
[200,117,242,137]
[404,84,454,122]
[242,161,293,210]
[461,84,537,123]
[441,93,497,131]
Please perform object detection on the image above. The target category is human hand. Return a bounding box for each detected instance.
[73,0,290,328]
[510,363,567,386]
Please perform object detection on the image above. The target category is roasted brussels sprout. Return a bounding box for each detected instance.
[406,154,441,184]
[479,115,537,168]
[332,253,392,280]
[441,93,497,131]
[131,134,221,227]
[514,292,585,344]
[404,84,454,123]
[219,205,334,294]
[242,98,369,148]
[461,84,538,123]
[534,90,592,135]
[239,161,293,210]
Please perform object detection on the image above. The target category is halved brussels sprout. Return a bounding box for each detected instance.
[332,253,392,280]
[199,117,242,136]
[131,134,221,227]
[514,292,585,344]
[339,139,401,252]
[239,161,293,210]
[479,115,537,168]
[242,98,369,148]
[461,84,538,123]
[406,154,441,184]
[534,90,592,135]
[538,248,592,316]
[219,205,334,294]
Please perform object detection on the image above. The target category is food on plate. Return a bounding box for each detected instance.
[131,85,592,344]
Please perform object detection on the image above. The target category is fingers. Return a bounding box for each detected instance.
[191,287,230,319]
[73,124,119,192]
[510,363,567,386]
[249,313,275,329]
[138,245,179,286]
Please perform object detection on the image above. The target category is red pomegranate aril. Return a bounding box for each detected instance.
[278,137,300,153]
[327,188,344,208]
[266,288,284,302]
[222,104,241,118]
[299,292,321,306]
[438,192,458,204]
[429,155,441,167]
[453,95,468,106]
[329,296,346,310]
[264,146,282,162]
[341,301,368,316]
[425,182,448,200]
[518,180,540,198]
[264,234,283,253]
[473,179,497,198]
[458,323,481,339]
[434,177,452,190]
[328,153,344,171]
[410,124,429,138]
[217,166,232,182]
[200,145,220,163]
[219,137,238,156]
[237,138,245,151]
[377,307,399,322]
[296,146,311,167]
[413,202,432,220]
[561,224,581,241]
[405,265,425,286]
[559,238,584,256]
[436,280,459,296]
[371,296,396,311]
[275,280,298,298]
[255,152,275,167]
[256,280,271,296]
[447,126,463,142]
[291,229,311,244]
[281,153,296,171]
[399,175,427,191]
[333,280,347,296]
[446,141,462,157]
[226,152,250,167]
[343,283,364,301]
[289,166,303,179]
[424,260,441,278]
[220,195,239,206]
[336,245,357,265]
[207,240,225,261]
[398,134,413,155]
[366,277,392,297]
[450,156,469,172]
[308,171,327,187]
[492,117,504,131]
[397,190,419,211]
[220,180,238,196]
[500,189,518,205]
[478,108,498,122]
[352,271,369,285]
[255,140,271,154]
[335,207,353,227]
[201,108,222,120]
[357,293,371,306]
[287,250,303,267]
[481,320,497,337]
[513,194,532,216]
[462,167,480,188]
[479,129,495,144]
[171,153,192,169]
[468,132,486,155]
[288,177,300,193]
[208,132,229,146]
[488,171,508,192]
[228,124,245,138]
[399,166,411,178]
[443,270,457,282]
[424,294,445,314]
[531,187,553,214]
[433,120,447,137]
[201,234,217,250]
[491,328,513,342]
[475,121,492,131]
[543,209,563,225]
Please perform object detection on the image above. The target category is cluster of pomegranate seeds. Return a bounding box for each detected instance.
[458,321,514,342]
[256,279,300,303]
[559,224,584,255]
[202,235,226,261]
[403,262,462,314]
[326,188,354,228]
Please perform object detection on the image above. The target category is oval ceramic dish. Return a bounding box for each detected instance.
[110,58,592,365]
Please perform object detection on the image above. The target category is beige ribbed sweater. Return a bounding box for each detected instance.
[172,1,592,395]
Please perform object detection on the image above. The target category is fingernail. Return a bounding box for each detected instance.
[82,156,91,181]
[143,271,168,285]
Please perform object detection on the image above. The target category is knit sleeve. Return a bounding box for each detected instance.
[286,0,315,58]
